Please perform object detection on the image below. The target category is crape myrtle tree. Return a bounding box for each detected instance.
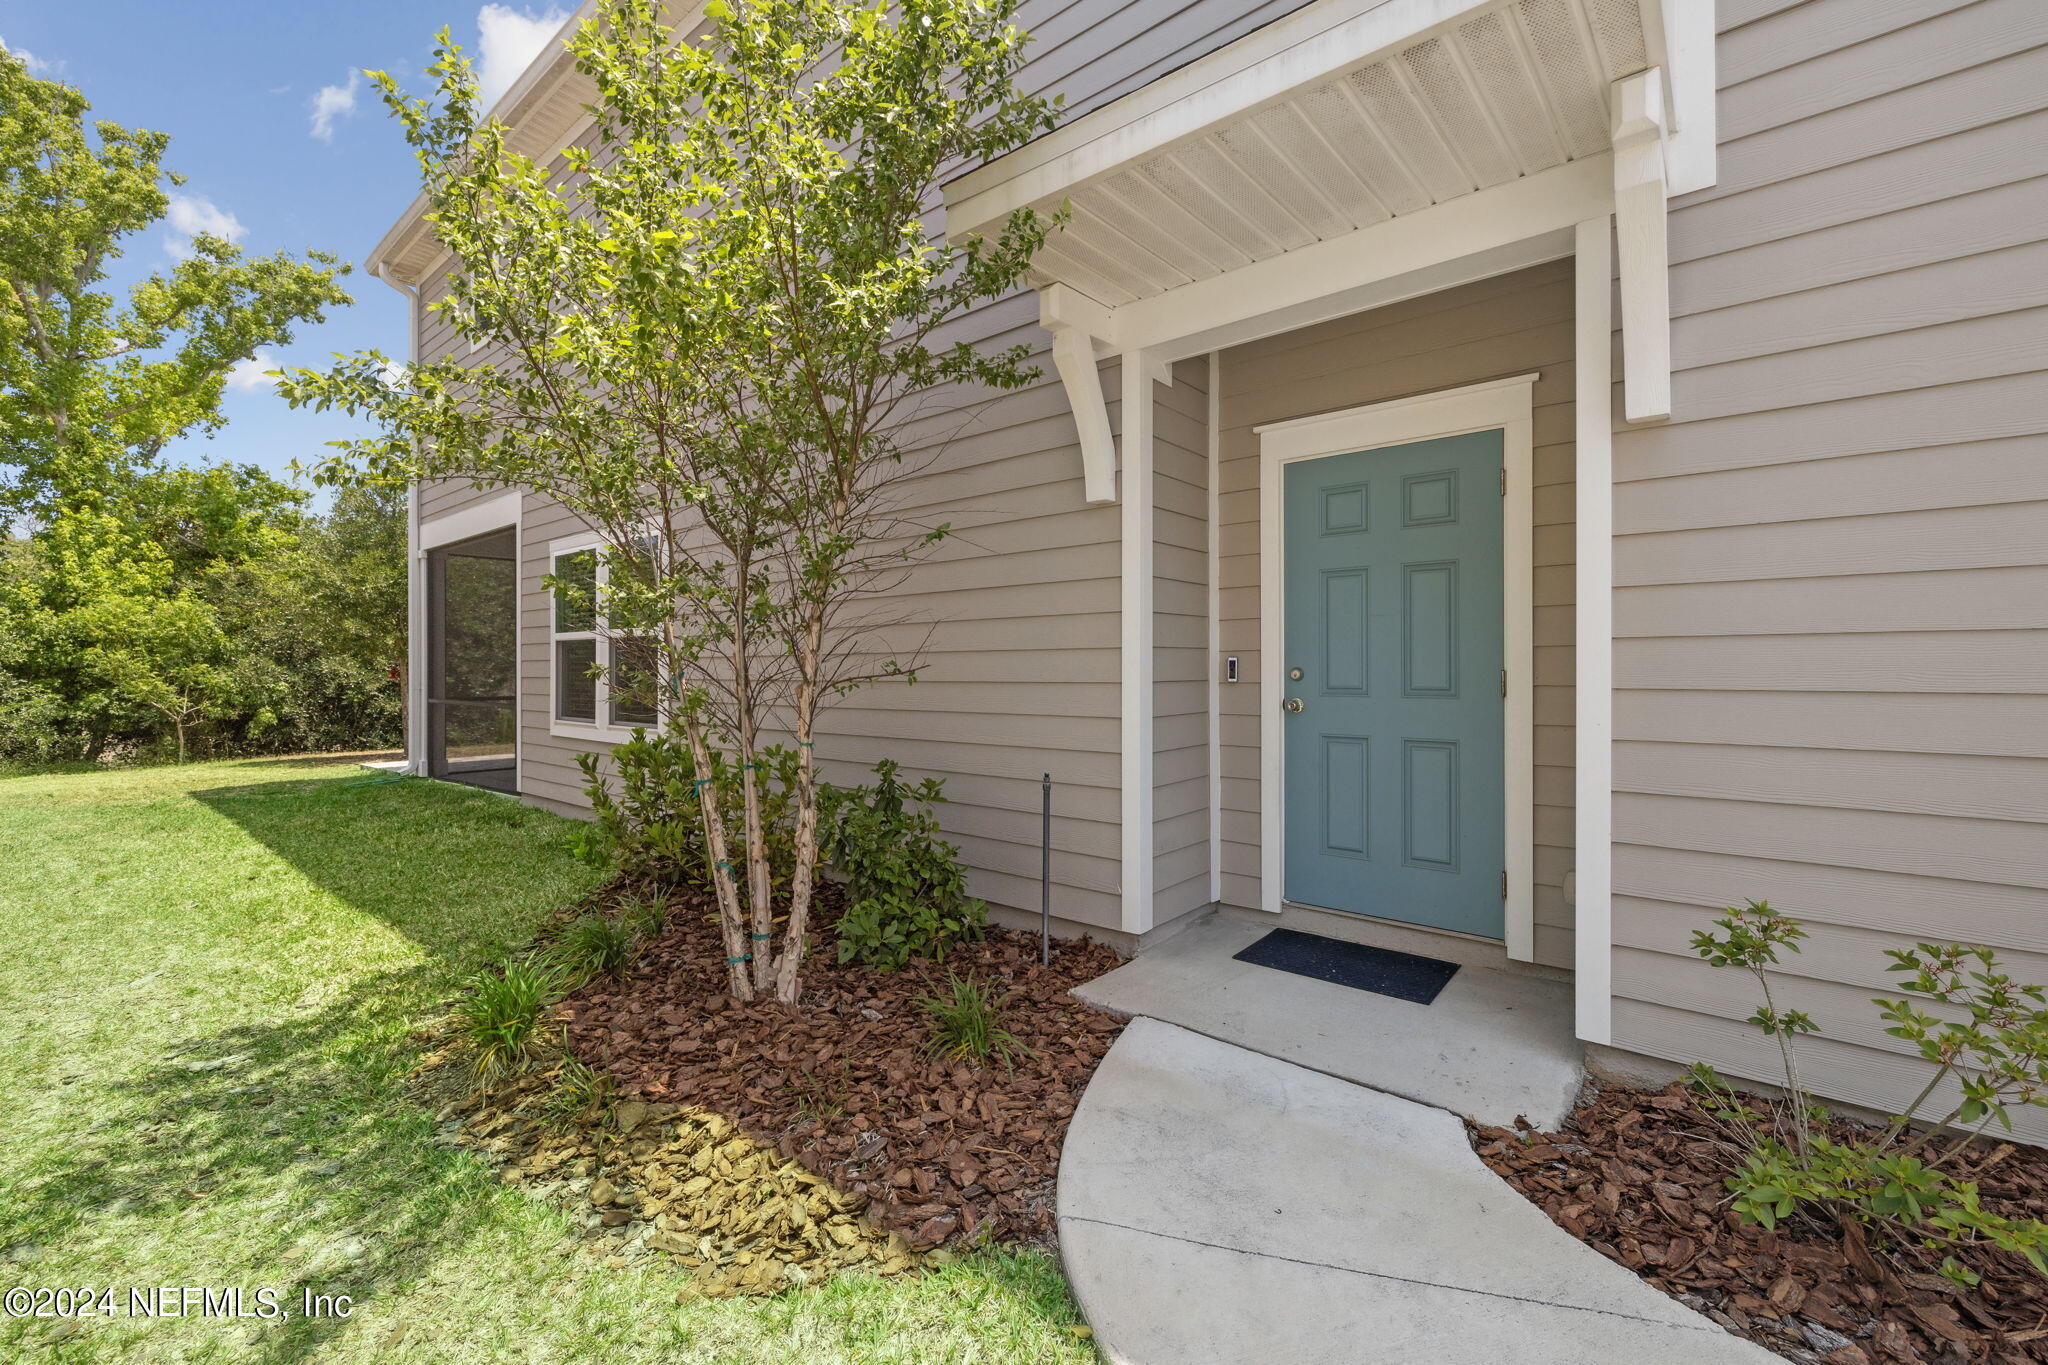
[280,0,1059,1001]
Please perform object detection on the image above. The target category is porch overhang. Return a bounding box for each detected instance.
[943,0,1715,504]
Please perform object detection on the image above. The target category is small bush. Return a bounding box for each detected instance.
[563,824,611,869]
[555,911,638,980]
[828,760,987,970]
[1689,899,2048,1285]
[920,971,1028,1069]
[578,728,804,891]
[457,953,574,1084]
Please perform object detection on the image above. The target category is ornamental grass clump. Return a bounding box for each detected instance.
[1689,899,2048,1286]
[554,909,639,981]
[920,971,1029,1069]
[458,953,575,1084]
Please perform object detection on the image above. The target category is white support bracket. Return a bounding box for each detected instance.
[1040,283,1120,505]
[1611,68,1671,424]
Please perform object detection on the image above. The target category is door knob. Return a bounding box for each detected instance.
[1285,697,1306,714]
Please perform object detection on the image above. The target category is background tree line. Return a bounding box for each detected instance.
[1,48,402,765]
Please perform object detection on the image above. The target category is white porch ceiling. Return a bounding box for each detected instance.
[952,0,1652,310]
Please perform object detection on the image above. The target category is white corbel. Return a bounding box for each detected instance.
[1040,283,1120,504]
[1611,68,1671,424]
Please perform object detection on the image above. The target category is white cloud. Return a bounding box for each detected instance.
[476,4,568,107]
[1,37,61,76]
[379,358,408,390]
[309,72,359,142]
[226,353,278,394]
[164,194,247,261]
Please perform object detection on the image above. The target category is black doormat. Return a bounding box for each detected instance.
[1232,928,1459,1005]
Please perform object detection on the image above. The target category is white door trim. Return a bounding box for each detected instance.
[1256,373,1538,960]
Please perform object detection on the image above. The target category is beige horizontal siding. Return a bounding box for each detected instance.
[1609,1,2048,1140]
[1152,356,1213,930]
[1214,259,1578,970]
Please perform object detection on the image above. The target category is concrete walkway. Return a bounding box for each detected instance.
[1060,1019,1774,1365]
[1074,911,1584,1128]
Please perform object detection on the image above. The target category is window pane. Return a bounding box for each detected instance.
[555,638,598,721]
[610,636,659,726]
[554,549,597,633]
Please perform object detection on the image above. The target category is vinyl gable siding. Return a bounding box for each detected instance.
[1607,0,2048,1138]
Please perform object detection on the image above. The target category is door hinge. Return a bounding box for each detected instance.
[1500,668,1507,699]
[1500,467,1507,496]
[1502,870,1509,900]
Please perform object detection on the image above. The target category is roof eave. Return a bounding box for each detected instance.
[365,0,602,285]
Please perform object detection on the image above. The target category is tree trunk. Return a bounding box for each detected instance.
[681,712,754,1000]
[733,625,774,995]
[773,653,823,1004]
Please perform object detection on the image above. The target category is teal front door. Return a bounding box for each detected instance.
[1281,429,1506,939]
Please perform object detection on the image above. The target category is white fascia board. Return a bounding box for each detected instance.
[1119,154,1611,361]
[419,490,524,549]
[944,0,1496,237]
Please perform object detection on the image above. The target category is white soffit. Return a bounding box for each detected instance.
[946,0,1654,311]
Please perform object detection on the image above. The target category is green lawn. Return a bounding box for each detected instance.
[0,757,1092,1364]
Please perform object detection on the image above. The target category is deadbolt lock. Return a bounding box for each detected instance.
[1284,697,1306,714]
[1288,666,1304,681]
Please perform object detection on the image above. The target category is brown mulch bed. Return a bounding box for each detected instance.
[558,882,1126,1253]
[1474,1082,2048,1364]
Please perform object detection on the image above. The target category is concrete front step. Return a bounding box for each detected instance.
[1073,911,1586,1129]
[1058,1018,1775,1365]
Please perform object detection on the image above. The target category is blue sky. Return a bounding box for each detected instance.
[1,2,574,504]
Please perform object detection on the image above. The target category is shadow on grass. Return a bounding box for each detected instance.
[190,772,582,964]
[5,964,1089,1364]
[2,969,510,1364]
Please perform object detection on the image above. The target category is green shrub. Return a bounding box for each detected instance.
[1688,900,2048,1285]
[920,971,1028,1068]
[826,760,987,970]
[457,953,575,1084]
[554,911,639,980]
[577,728,803,891]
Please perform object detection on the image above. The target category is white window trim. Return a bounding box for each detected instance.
[546,529,661,744]
[1255,373,1538,961]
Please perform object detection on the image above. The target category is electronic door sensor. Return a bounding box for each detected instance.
[1224,655,1239,683]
